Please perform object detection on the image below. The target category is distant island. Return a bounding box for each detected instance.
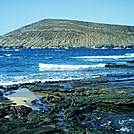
[0,19,134,48]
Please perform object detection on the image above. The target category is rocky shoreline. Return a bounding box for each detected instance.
[0,76,134,133]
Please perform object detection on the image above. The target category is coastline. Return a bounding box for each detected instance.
[0,76,134,133]
[0,47,134,133]
[0,46,134,49]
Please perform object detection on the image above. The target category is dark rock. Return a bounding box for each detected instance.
[0,105,10,118]
[26,112,56,130]
[3,84,20,91]
[127,60,134,63]
[105,63,128,68]
[105,62,134,68]
[8,106,32,120]
[0,91,3,96]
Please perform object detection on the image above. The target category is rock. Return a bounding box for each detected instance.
[105,62,134,68]
[0,91,3,96]
[127,60,134,63]
[0,76,134,133]
[3,84,20,91]
[0,104,10,118]
[105,63,128,68]
[8,106,32,120]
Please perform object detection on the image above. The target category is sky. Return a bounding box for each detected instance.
[0,0,134,35]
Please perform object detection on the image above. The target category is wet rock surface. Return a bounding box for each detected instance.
[105,62,134,68]
[0,77,134,133]
[127,60,134,64]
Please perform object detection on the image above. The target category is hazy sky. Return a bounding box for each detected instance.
[0,0,134,35]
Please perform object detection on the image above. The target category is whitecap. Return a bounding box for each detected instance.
[15,49,19,51]
[0,80,38,86]
[54,49,66,52]
[73,54,134,59]
[39,63,105,71]
[120,127,130,133]
[5,54,12,57]
[125,53,134,56]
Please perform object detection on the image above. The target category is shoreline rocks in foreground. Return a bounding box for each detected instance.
[0,77,134,133]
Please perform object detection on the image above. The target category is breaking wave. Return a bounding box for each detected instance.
[73,53,134,59]
[39,63,105,71]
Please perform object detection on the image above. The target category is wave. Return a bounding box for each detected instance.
[0,80,38,86]
[0,76,83,86]
[125,53,134,56]
[73,53,134,59]
[39,63,105,71]
[54,49,66,52]
[4,54,12,57]
[1,48,20,51]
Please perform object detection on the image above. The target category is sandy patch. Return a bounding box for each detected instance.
[6,96,32,107]
[5,87,38,107]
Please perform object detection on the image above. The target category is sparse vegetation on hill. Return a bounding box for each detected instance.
[0,19,134,48]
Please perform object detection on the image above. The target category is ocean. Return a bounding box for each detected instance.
[1,47,134,133]
[0,48,134,86]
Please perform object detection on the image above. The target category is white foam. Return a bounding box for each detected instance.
[125,53,134,56]
[73,54,134,59]
[5,54,12,57]
[39,63,105,71]
[90,64,106,68]
[54,49,66,52]
[0,77,83,86]
[15,49,19,51]
[1,48,20,51]
[120,127,130,132]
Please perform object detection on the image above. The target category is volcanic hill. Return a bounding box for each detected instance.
[0,19,134,48]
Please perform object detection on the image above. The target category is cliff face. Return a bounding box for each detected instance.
[0,19,134,48]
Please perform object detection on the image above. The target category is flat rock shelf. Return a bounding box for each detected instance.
[0,76,134,133]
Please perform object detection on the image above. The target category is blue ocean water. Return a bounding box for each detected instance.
[0,48,134,85]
